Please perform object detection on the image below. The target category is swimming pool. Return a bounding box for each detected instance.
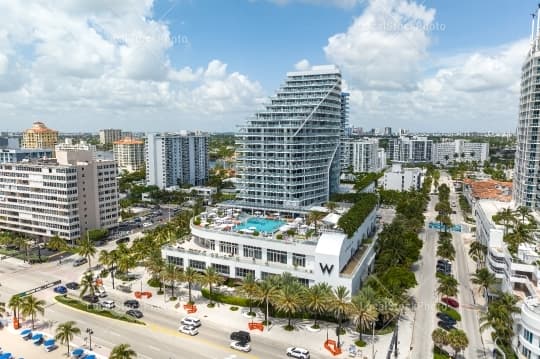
[234,217,285,233]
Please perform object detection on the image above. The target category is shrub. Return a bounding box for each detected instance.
[284,324,294,331]
[437,303,461,321]
[338,193,378,237]
[276,234,283,240]
[169,296,177,301]
[230,306,239,311]
[311,324,320,329]
[355,339,366,347]
[55,296,144,325]
[157,290,164,295]
[193,216,201,225]
[147,277,162,288]
[253,231,260,236]
[207,303,215,308]
[201,288,250,307]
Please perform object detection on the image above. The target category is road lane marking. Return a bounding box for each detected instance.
[149,345,161,352]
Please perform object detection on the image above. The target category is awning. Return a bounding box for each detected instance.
[71,348,84,356]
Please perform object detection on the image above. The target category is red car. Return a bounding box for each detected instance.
[441,297,459,308]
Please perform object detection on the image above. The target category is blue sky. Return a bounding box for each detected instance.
[0,0,535,132]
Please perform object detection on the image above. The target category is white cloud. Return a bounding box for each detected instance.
[0,0,263,131]
[267,0,365,8]
[294,59,311,71]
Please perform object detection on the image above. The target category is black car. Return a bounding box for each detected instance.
[436,312,457,325]
[65,282,80,290]
[230,330,251,343]
[437,320,455,331]
[116,237,130,245]
[82,294,99,303]
[124,300,140,309]
[126,309,143,318]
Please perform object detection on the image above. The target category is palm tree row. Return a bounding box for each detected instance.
[8,294,46,330]
[431,328,469,358]
[492,206,537,255]
[479,292,520,355]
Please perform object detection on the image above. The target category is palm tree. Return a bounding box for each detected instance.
[99,249,120,289]
[504,222,534,255]
[254,278,279,324]
[144,250,166,292]
[350,293,377,341]
[468,241,487,269]
[79,271,98,298]
[305,283,331,328]
[76,236,97,270]
[515,206,532,224]
[432,328,449,351]
[437,275,458,306]
[306,211,325,233]
[377,297,399,325]
[479,291,519,347]
[47,235,68,252]
[330,285,351,348]
[437,239,456,261]
[12,236,29,263]
[21,295,46,330]
[471,268,497,302]
[326,201,338,212]
[164,263,182,298]
[492,208,515,235]
[117,251,136,276]
[55,320,81,356]
[109,343,137,359]
[273,282,304,329]
[201,266,223,306]
[8,294,23,320]
[237,273,257,314]
[183,267,201,304]
[447,329,468,358]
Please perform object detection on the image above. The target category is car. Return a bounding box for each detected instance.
[178,325,199,336]
[230,330,250,342]
[73,257,87,267]
[286,347,310,359]
[441,297,459,308]
[230,340,251,352]
[126,309,143,318]
[97,287,107,298]
[437,320,456,331]
[116,237,130,245]
[82,294,99,303]
[437,259,450,265]
[53,285,67,294]
[65,282,80,290]
[101,300,115,309]
[124,300,140,309]
[181,316,201,328]
[436,312,457,325]
[142,222,152,227]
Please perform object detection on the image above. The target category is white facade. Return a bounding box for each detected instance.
[146,132,209,189]
[341,138,380,173]
[432,140,489,165]
[0,149,118,241]
[377,148,387,171]
[383,163,423,191]
[99,129,122,145]
[235,65,343,213]
[55,139,96,158]
[162,207,377,293]
[0,148,53,163]
[389,136,432,163]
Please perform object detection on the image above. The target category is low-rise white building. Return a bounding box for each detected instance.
[432,140,489,165]
[383,163,423,191]
[162,205,378,293]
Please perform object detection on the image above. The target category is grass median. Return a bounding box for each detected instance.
[54,295,145,325]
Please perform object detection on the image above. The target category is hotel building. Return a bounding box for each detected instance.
[113,137,145,173]
[432,140,489,166]
[146,131,209,189]
[21,122,58,150]
[0,149,118,241]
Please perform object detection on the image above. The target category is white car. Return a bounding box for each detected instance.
[230,340,251,352]
[181,316,201,327]
[100,300,115,309]
[286,347,310,359]
[142,222,152,227]
[178,325,198,336]
[97,288,107,298]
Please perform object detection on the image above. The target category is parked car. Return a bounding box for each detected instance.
[142,222,152,228]
[230,330,250,342]
[100,300,115,309]
[126,309,143,318]
[97,287,107,298]
[286,347,310,359]
[124,300,140,309]
[73,257,87,267]
[437,320,456,331]
[116,237,130,245]
[230,340,251,352]
[65,282,80,290]
[441,297,459,308]
[178,325,198,336]
[181,316,201,328]
[53,285,67,294]
[436,312,457,325]
[82,294,99,303]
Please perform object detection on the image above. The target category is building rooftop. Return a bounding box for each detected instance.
[114,137,144,145]
[24,121,57,134]
[463,178,512,202]
[477,199,513,227]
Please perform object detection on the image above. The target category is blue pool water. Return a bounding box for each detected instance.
[234,218,285,233]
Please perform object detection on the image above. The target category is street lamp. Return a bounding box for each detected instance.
[86,328,94,350]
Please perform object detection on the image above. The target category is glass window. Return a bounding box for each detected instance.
[189,259,206,270]
[211,263,230,275]
[243,245,262,259]
[235,267,255,278]
[523,328,533,343]
[292,253,306,267]
[167,256,183,267]
[267,249,287,264]
[219,241,238,255]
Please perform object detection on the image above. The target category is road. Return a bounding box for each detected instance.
[409,193,438,358]
[0,259,296,359]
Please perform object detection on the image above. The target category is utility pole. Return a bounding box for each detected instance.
[86,328,94,350]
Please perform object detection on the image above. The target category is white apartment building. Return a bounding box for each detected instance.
[55,138,97,158]
[432,140,489,165]
[383,163,423,191]
[162,204,378,293]
[341,138,380,173]
[389,136,432,163]
[377,148,387,171]
[235,65,343,213]
[0,148,53,163]
[146,131,209,189]
[113,137,145,173]
[99,129,122,145]
[0,149,118,241]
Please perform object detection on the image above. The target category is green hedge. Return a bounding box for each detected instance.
[55,295,145,325]
[201,288,250,307]
[338,193,378,237]
[437,303,461,321]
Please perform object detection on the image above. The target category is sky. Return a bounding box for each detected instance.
[0,0,536,133]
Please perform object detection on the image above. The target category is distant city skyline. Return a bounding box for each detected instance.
[0,0,535,132]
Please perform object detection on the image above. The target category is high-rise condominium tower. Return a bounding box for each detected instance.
[514,13,540,209]
[236,65,343,212]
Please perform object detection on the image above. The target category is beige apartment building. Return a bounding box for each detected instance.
[99,129,122,145]
[113,137,145,172]
[0,149,118,241]
[21,121,58,150]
